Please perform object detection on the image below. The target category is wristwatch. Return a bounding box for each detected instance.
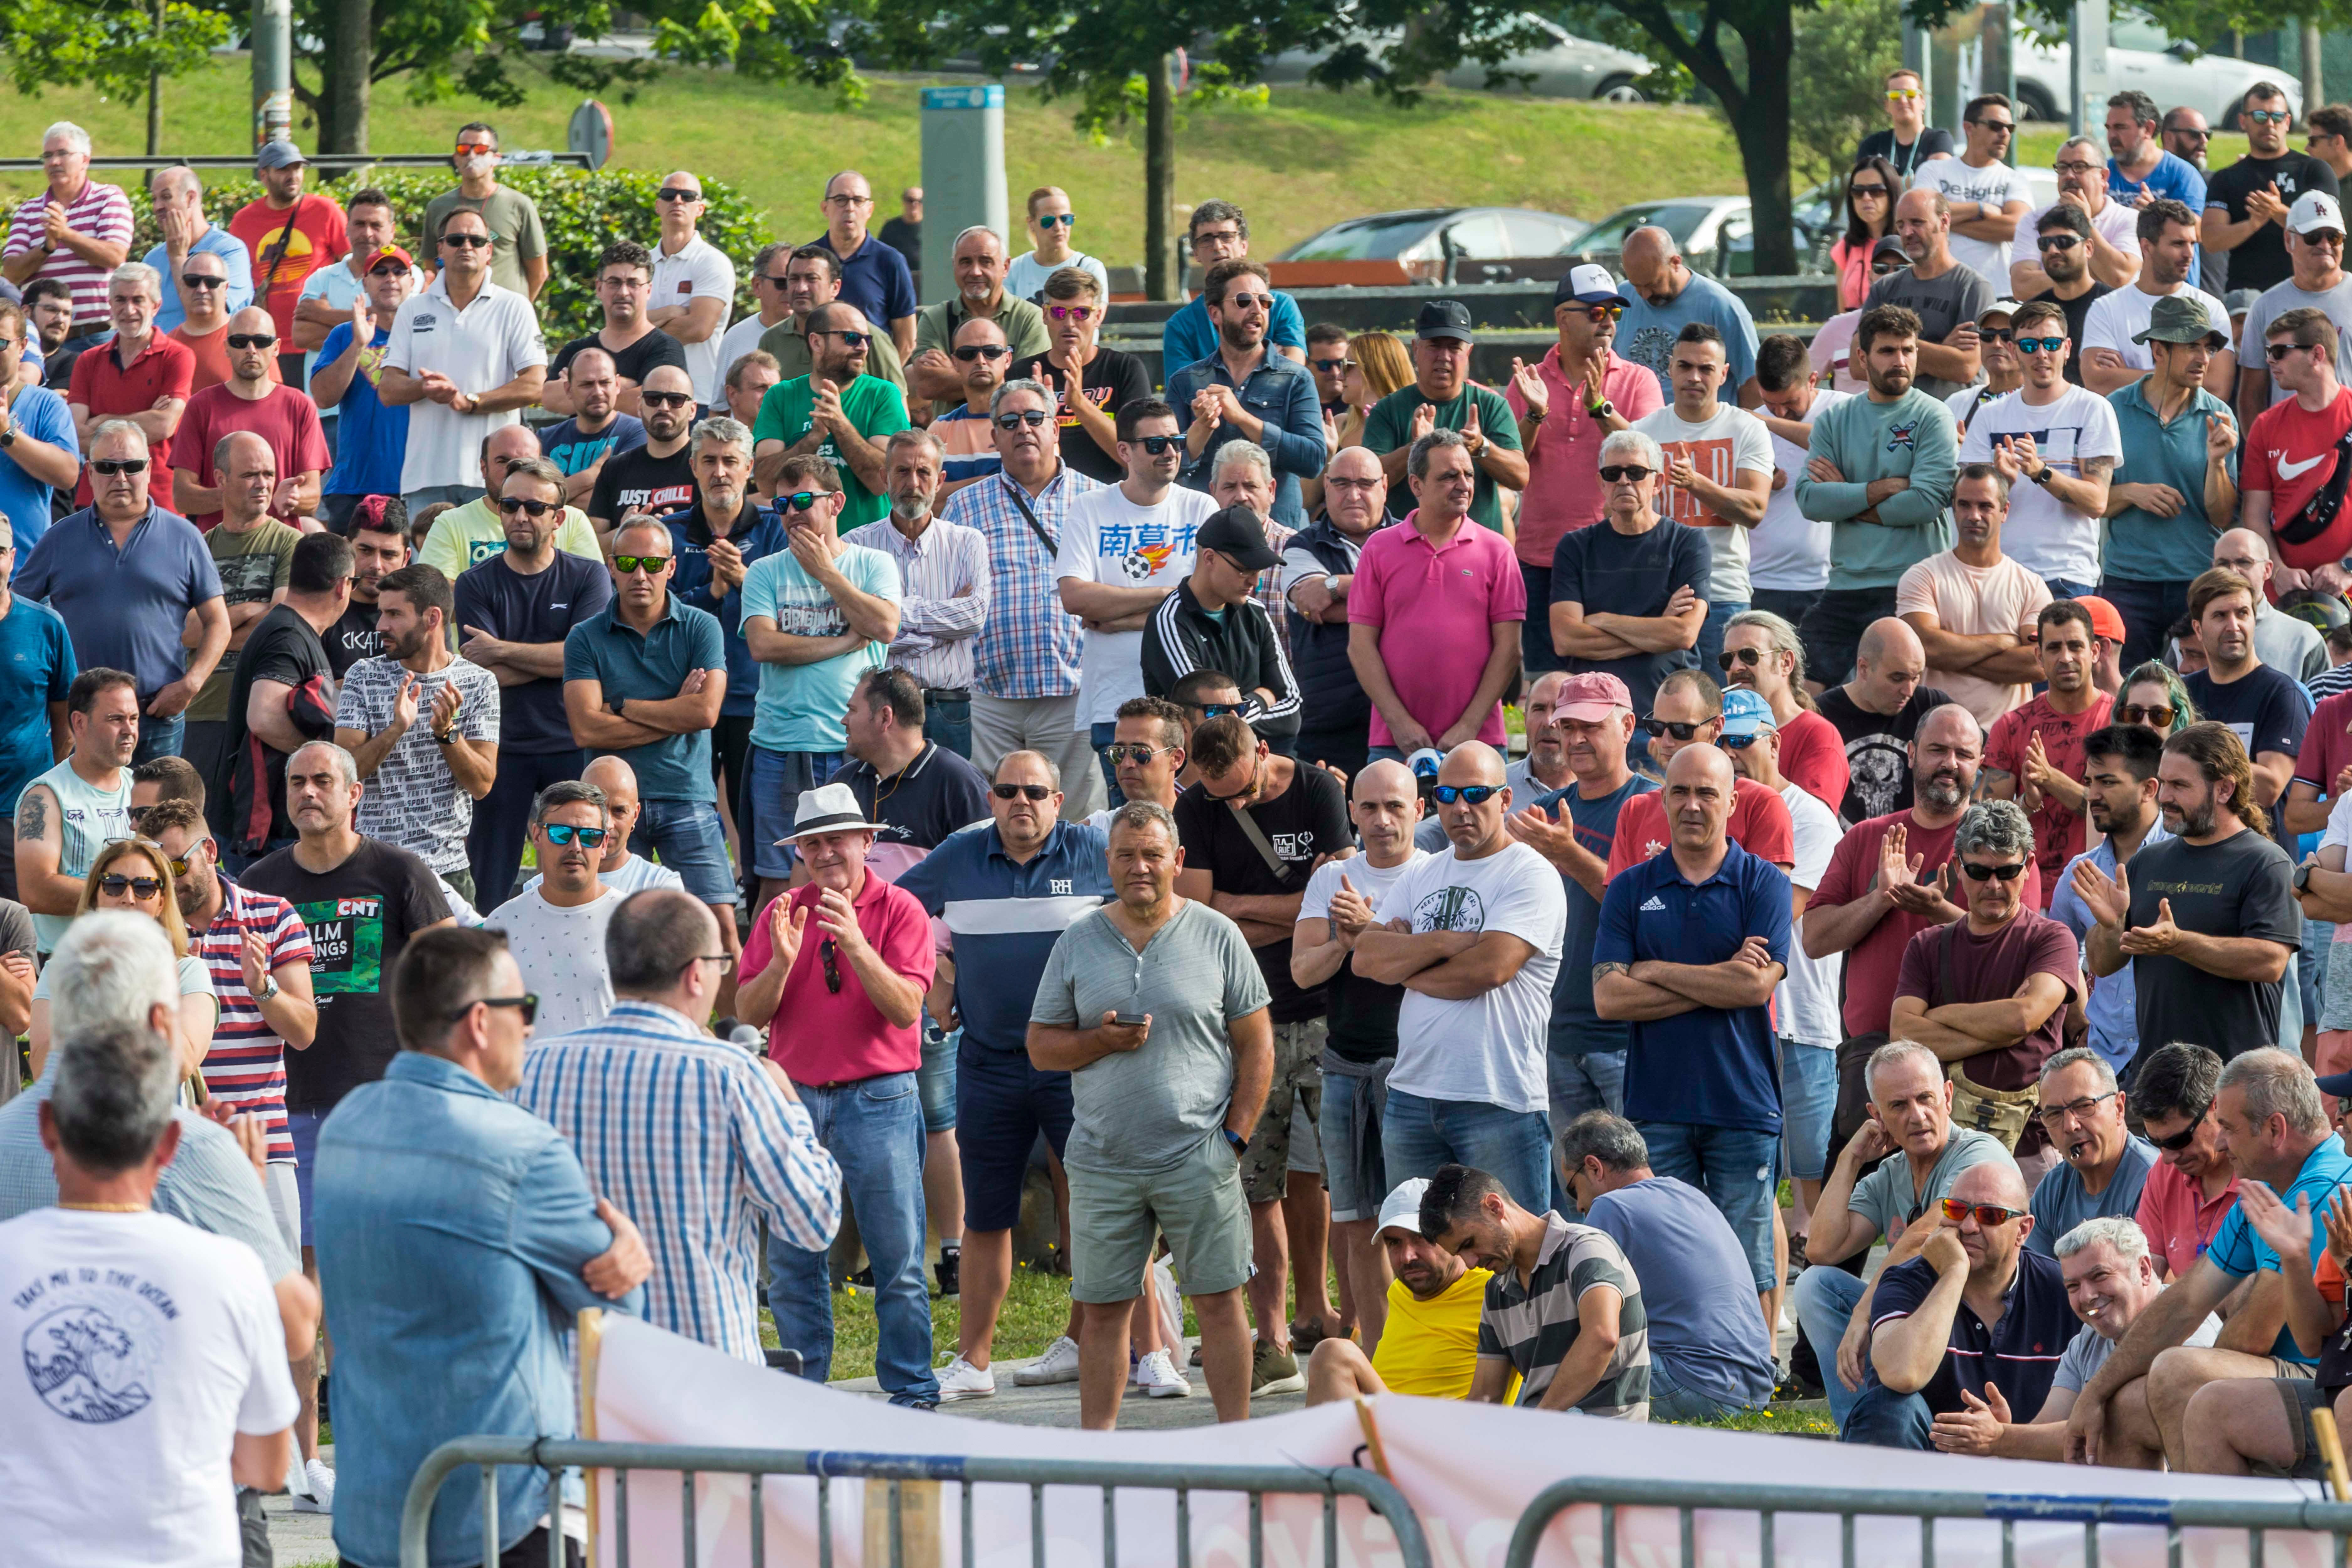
[431,728,455,745]
[2029,465,2055,487]
[2297,861,2317,895]
[1223,1127,1249,1155]
[1586,397,1615,421]
[1322,574,1342,598]
[253,975,278,1004]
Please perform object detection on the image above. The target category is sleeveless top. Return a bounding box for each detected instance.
[21,757,133,951]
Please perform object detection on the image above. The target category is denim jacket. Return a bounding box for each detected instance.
[1165,350,1325,527]
[313,1051,643,1568]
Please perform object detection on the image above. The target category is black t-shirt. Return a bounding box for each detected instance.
[833,742,992,852]
[2024,282,2112,386]
[224,603,334,852]
[2207,152,2344,294]
[452,551,614,752]
[1549,517,1711,720]
[1856,126,1956,181]
[1173,761,1352,1024]
[324,598,383,678]
[1009,348,1155,485]
[245,838,451,1110]
[589,441,696,528]
[550,328,689,389]
[2125,828,2298,1060]
[2183,665,2310,843]
[1816,683,1956,823]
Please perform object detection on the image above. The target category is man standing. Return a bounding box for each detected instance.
[1546,427,1710,731]
[831,666,991,873]
[1168,260,1326,529]
[1749,333,1846,633]
[931,317,1013,490]
[1913,96,2035,291]
[377,209,546,512]
[645,172,736,408]
[2009,138,2144,299]
[1984,602,2116,903]
[333,564,500,903]
[1161,201,1309,370]
[535,349,645,505]
[179,432,300,798]
[171,308,329,529]
[1794,306,1963,688]
[1363,302,1528,531]
[751,302,908,530]
[416,428,605,584]
[291,186,402,429]
[1632,324,1771,670]
[142,164,255,335]
[2205,84,2341,298]
[484,780,624,1037]
[1616,227,1761,403]
[1141,504,1302,747]
[1354,744,1566,1208]
[2047,725,2172,1074]
[1867,190,2000,405]
[454,456,614,906]
[2081,201,2233,398]
[1282,448,1388,781]
[2110,91,2209,210]
[1029,800,1272,1428]
[813,170,918,360]
[2235,193,2352,433]
[909,226,1050,418]
[331,502,407,673]
[1895,464,2054,726]
[222,532,350,868]
[2215,527,2328,680]
[754,243,909,390]
[164,246,241,395]
[2240,308,2352,588]
[228,141,345,386]
[2025,1048,2158,1254]
[588,364,699,539]
[541,242,686,417]
[881,186,923,277]
[13,668,137,955]
[64,265,193,507]
[19,421,227,764]
[1601,673,1797,872]
[522,755,683,897]
[0,514,72,903]
[421,122,549,299]
[1958,299,2120,598]
[0,299,77,558]
[2178,566,2310,841]
[309,240,418,525]
[844,427,988,760]
[3,123,133,336]
[1857,68,1955,176]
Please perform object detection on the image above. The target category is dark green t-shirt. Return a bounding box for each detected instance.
[1362,383,1522,531]
[750,373,912,529]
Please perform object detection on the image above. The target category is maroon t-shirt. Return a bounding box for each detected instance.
[2293,691,2352,798]
[1894,908,2081,1155]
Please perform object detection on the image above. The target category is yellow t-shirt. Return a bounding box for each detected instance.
[1373,1266,1512,1400]
[419,497,606,583]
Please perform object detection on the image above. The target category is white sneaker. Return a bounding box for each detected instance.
[284,1452,309,1502]
[292,1457,335,1513]
[1133,1348,1191,1399]
[936,1354,996,1402]
[1012,1334,1082,1385]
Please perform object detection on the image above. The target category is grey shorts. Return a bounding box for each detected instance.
[1238,1019,1326,1204]
[2263,1373,2332,1481]
[1066,1134,1252,1304]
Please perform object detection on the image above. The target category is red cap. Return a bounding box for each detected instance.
[365,245,415,273]
[1554,671,1633,722]
[2073,595,2127,645]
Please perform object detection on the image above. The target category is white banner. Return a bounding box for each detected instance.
[587,1316,2334,1568]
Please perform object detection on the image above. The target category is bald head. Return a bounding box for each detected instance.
[228,305,273,336]
[582,755,639,809]
[1620,226,1673,269]
[151,166,200,206]
[1851,616,1927,713]
[2213,528,2275,592]
[1858,616,1919,666]
[1951,1158,2031,1212]
[1438,741,1506,787]
[1433,742,1508,854]
[1666,741,1735,792]
[1353,756,1417,804]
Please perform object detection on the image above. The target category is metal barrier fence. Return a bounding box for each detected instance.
[400,1436,1433,1568]
[1502,1476,2352,1568]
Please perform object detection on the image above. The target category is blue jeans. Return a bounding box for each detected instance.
[1380,1087,1551,1211]
[1548,1046,1625,1212]
[1780,1039,1837,1183]
[927,696,972,760]
[1639,1121,1779,1291]
[133,712,183,765]
[767,1072,939,1402]
[1696,598,1749,684]
[1089,721,1126,809]
[2097,575,2194,673]
[918,1023,958,1132]
[1791,1261,1868,1426]
[633,796,738,907]
[1649,1359,1772,1423]
[749,746,845,881]
[1841,1382,1934,1448]
[2044,576,2097,603]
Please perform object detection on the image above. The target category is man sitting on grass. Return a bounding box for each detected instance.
[1305,1177,1507,1405]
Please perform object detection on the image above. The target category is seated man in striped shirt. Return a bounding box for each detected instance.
[1419,1161,1652,1419]
[514,887,842,1361]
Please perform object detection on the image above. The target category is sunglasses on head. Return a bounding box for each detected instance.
[497,496,556,517]
[1640,718,1709,739]
[441,232,492,249]
[1599,464,1652,483]
[1310,357,1347,373]
[992,782,1053,801]
[1046,304,1095,323]
[227,333,277,350]
[2120,702,2175,725]
[452,993,539,1025]
[542,823,609,847]
[1960,859,2026,881]
[1939,1198,2028,1226]
[2016,336,2066,355]
[1135,434,1181,456]
[2150,1103,2209,1152]
[99,874,164,899]
[639,390,695,408]
[612,554,670,575]
[994,409,1051,430]
[92,458,148,476]
[1433,784,1502,805]
[953,344,1010,361]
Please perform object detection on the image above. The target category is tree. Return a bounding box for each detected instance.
[1783,0,1903,188]
[0,0,230,147]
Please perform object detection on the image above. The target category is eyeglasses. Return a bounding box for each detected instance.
[1220,293,1275,311]
[2037,234,2084,251]
[1598,464,1653,483]
[2247,109,2292,125]
[1310,357,1347,372]
[1134,434,1181,456]
[612,554,670,575]
[1939,1199,2029,1226]
[825,192,875,206]
[1046,304,1096,322]
[99,874,164,900]
[819,329,871,348]
[226,333,277,350]
[453,994,539,1026]
[2037,1089,2122,1126]
[820,938,841,993]
[2150,1104,2209,1151]
[1959,860,2027,881]
[779,491,823,513]
[1105,743,1171,765]
[1640,718,1709,739]
[2016,336,2066,355]
[656,188,702,203]
[2054,160,2102,175]
[992,782,1053,801]
[1718,647,1764,670]
[91,458,148,476]
[2267,342,2316,361]
[367,263,406,278]
[441,233,492,249]
[689,952,736,975]
[497,496,557,517]
[994,410,1051,430]
[541,823,610,846]
[2120,702,2176,726]
[1583,304,1625,324]
[1849,183,1890,200]
[1433,784,1502,805]
[181,273,226,290]
[953,344,1010,361]
[1036,212,1076,228]
[638,390,695,409]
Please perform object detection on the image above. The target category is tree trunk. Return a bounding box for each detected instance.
[1728,26,1798,275]
[146,0,163,156]
[319,0,372,155]
[2302,20,2324,113]
[1144,54,1177,301]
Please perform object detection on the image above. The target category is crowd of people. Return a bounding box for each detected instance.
[19,76,2352,1568]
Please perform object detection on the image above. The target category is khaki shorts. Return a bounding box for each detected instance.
[1066,1134,1252,1304]
[1238,1019,1326,1204]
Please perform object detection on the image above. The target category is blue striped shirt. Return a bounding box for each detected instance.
[940,466,1099,700]
[514,1000,843,1362]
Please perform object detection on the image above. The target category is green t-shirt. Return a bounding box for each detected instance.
[1362,383,1523,532]
[757,320,906,389]
[191,519,300,722]
[421,187,549,299]
[914,296,1052,417]
[750,373,912,530]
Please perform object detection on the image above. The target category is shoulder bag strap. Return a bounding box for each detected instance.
[1001,477,1057,559]
[1226,800,1300,887]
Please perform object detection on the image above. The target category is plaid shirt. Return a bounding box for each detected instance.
[514,1000,842,1362]
[941,465,1099,700]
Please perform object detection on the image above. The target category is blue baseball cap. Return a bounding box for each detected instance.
[1720,687,1777,740]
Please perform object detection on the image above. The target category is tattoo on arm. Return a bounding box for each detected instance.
[2081,456,2117,477]
[1592,961,1630,983]
[17,788,48,842]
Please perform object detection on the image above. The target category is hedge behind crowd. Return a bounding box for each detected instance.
[130,166,773,345]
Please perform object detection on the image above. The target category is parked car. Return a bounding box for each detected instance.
[1275,207,1592,285]
[1256,13,1656,102]
[1562,196,1838,281]
[1968,11,2301,126]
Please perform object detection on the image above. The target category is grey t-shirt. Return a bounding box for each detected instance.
[2239,274,2352,407]
[2053,1310,2220,1392]
[1849,1126,2015,1242]
[1864,262,1998,401]
[1031,899,1272,1174]
[2026,1136,2159,1257]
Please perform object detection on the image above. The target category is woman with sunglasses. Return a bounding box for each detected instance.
[1004,186,1111,305]
[28,837,216,1083]
[1335,331,1412,452]
[1832,157,1906,311]
[2115,660,2197,736]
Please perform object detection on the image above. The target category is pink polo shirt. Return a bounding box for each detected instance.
[747,873,936,1084]
[1348,511,1526,749]
[1502,346,1663,569]
[2133,1158,2239,1281]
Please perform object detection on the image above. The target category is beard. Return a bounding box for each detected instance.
[1918,766,1967,811]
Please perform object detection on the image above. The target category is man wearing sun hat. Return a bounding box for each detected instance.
[737,779,942,1407]
[1304,1176,1503,1402]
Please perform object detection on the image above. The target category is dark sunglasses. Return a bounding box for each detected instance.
[1433,784,1502,805]
[1940,1199,2028,1225]
[1310,357,1347,373]
[2016,337,2066,355]
[226,333,277,350]
[780,491,823,513]
[2036,235,2082,252]
[163,851,195,878]
[992,782,1053,801]
[452,993,539,1025]
[441,233,493,249]
[2120,702,2176,726]
[1639,718,1708,740]
[656,188,701,203]
[1981,327,2015,343]
[1046,304,1095,322]
[1583,304,1624,324]
[1959,860,2027,881]
[99,874,164,899]
[1872,259,1904,274]
[92,458,148,476]
[181,273,226,290]
[1104,743,1171,765]
[612,554,670,575]
[820,937,841,994]
[1196,703,1243,719]
[1599,464,1653,484]
[954,344,1010,362]
[1968,118,2016,133]
[994,410,1051,430]
[1036,212,1076,228]
[1718,647,1764,670]
[1719,731,1764,751]
[2267,342,2315,361]
[367,263,406,278]
[2150,1104,2209,1152]
[821,329,871,347]
[542,823,610,846]
[2173,127,2213,141]
[497,496,557,517]
[2246,109,2292,125]
[639,390,696,408]
[1849,183,1890,199]
[1135,434,1182,456]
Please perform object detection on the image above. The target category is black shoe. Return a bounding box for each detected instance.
[1789,1320,1824,1393]
[935,1250,960,1298]
[1786,1233,1810,1285]
[850,1266,876,1289]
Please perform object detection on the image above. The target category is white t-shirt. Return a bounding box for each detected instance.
[1946,381,2011,439]
[651,235,739,405]
[1956,384,2123,585]
[484,884,624,1038]
[2008,198,2139,279]
[0,1208,298,1568]
[1914,158,2038,287]
[1633,403,1773,601]
[1054,483,1219,727]
[525,851,685,898]
[1006,250,1111,304]
[2081,283,2230,377]
[716,311,785,395]
[381,274,547,491]
[1301,847,1428,927]
[1777,781,1844,1048]
[1753,388,1849,592]
[1374,840,1566,1115]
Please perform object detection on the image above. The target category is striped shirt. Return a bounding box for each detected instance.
[193,878,316,1163]
[4,180,137,325]
[941,466,1099,700]
[1478,1211,1651,1418]
[933,407,1004,484]
[513,1000,843,1362]
[842,514,992,692]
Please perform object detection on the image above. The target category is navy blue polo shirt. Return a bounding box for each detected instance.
[817,233,918,334]
[1592,838,1792,1134]
[895,819,1114,1055]
[1861,1246,2076,1418]
[561,591,726,802]
[17,503,223,700]
[665,501,788,721]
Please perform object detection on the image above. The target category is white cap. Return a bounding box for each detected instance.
[1376,1178,1433,1237]
[1977,298,2024,325]
[2290,190,2346,235]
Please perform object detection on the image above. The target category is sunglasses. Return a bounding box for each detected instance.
[2150,1104,2209,1152]
[227,333,277,350]
[367,263,406,278]
[953,344,1010,361]
[1718,647,1764,670]
[1872,259,1904,274]
[612,554,670,575]
[2037,235,2083,251]
[1887,88,1922,102]
[1939,1199,2028,1226]
[2247,109,2292,125]
[1046,304,1095,322]
[2015,337,2066,355]
[1583,304,1625,324]
[779,491,823,513]
[542,823,610,847]
[655,188,701,203]
[820,329,871,348]
[88,454,152,478]
[1968,118,2016,134]
[1959,860,2027,881]
[2173,127,2214,141]
[992,782,1054,801]
[1719,732,1764,750]
[1433,784,1502,805]
[1105,743,1172,765]
[1221,293,1275,311]
[2120,702,2175,726]
[994,410,1052,430]
[639,390,696,408]
[163,851,195,878]
[1981,327,2015,343]
[454,141,496,155]
[1196,703,1244,719]
[820,937,841,994]
[1134,434,1181,456]
[181,273,226,290]
[1036,212,1077,228]
[453,993,539,1026]
[1599,464,1653,483]
[2267,342,2316,361]
[99,874,164,899]
[1849,183,1890,200]
[441,233,492,249]
[497,496,557,517]
[1640,718,1710,740]
[1310,357,1347,372]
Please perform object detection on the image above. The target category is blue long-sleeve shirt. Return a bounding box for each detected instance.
[1162,289,1306,374]
[1792,388,1959,591]
[1165,349,1325,527]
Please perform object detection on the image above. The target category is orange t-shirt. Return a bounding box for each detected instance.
[228,194,348,344]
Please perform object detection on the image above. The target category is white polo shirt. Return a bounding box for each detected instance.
[381,273,546,491]
[650,234,739,405]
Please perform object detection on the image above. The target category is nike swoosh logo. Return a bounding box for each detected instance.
[2279,453,2333,481]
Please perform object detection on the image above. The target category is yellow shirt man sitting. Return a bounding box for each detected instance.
[1307,1177,1515,1403]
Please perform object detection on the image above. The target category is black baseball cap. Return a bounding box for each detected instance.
[1416,299,1475,344]
[1196,504,1281,572]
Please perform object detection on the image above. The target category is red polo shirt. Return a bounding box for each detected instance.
[66,332,197,506]
[747,873,935,1084]
[2133,1158,2239,1281]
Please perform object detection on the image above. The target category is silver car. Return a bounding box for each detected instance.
[1257,13,1655,102]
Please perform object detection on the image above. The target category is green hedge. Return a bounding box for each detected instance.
[138,167,773,346]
